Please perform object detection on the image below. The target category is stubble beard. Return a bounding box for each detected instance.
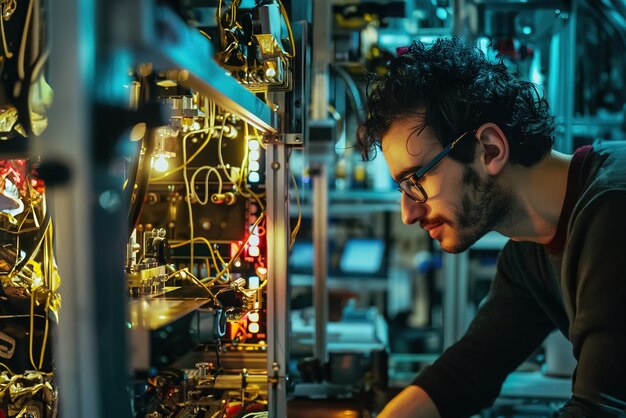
[441,166,513,253]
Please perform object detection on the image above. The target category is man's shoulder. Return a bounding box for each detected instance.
[577,140,626,210]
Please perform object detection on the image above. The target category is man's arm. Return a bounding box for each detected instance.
[377,385,440,418]
[405,242,557,417]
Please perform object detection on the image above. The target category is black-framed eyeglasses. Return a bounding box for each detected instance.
[397,129,474,203]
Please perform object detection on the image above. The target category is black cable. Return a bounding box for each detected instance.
[127,133,155,236]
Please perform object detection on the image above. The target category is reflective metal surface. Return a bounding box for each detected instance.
[128,297,209,330]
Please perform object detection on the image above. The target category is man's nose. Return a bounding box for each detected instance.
[400,192,426,225]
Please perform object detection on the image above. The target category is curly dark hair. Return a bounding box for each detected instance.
[356,37,555,166]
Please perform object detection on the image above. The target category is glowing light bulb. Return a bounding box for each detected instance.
[153,156,169,172]
[248,275,260,288]
[248,235,260,246]
[248,322,260,333]
[248,172,260,183]
[248,246,260,257]
[248,312,260,322]
[248,140,260,151]
[249,150,260,161]
[249,161,260,172]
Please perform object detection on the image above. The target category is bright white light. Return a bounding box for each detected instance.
[248,140,260,151]
[248,246,260,257]
[248,172,260,183]
[248,322,260,333]
[248,312,260,322]
[153,156,169,172]
[248,235,260,246]
[248,150,260,161]
[249,161,260,172]
[33,275,43,287]
[248,275,260,288]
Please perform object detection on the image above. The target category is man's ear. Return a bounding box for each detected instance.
[475,123,509,175]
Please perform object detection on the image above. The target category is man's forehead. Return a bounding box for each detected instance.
[381,116,433,156]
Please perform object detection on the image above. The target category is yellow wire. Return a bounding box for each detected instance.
[204,257,211,276]
[217,114,238,184]
[182,132,196,271]
[29,284,37,369]
[277,0,296,58]
[0,363,14,375]
[165,268,217,302]
[252,126,267,149]
[289,170,301,249]
[200,211,266,284]
[28,220,55,371]
[149,128,214,182]
[237,122,250,190]
[38,294,50,369]
[171,236,223,280]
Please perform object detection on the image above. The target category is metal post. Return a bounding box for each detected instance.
[453,0,468,38]
[266,142,289,418]
[442,252,469,349]
[36,0,135,416]
[551,1,578,154]
[310,0,332,367]
[311,164,329,364]
[35,1,99,416]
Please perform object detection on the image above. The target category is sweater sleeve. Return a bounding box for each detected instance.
[412,242,556,418]
[561,191,626,416]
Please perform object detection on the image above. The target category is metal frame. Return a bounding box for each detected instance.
[38,0,281,416]
[265,142,290,418]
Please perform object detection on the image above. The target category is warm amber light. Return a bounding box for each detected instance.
[152,156,169,172]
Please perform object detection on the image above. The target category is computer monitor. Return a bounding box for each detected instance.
[339,238,386,277]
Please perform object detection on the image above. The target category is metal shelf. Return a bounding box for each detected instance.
[128,296,209,331]
[291,189,401,215]
[114,2,276,132]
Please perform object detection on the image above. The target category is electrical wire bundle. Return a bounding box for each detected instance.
[149,102,267,284]
[0,161,60,418]
[0,160,60,374]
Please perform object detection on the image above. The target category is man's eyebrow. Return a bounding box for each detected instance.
[393,165,421,182]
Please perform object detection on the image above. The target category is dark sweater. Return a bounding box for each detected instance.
[412,141,626,417]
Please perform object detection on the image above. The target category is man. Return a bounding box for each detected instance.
[357,37,626,417]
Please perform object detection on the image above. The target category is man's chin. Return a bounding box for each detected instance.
[438,233,481,254]
[439,241,469,254]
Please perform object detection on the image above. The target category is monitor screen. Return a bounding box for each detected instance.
[339,238,385,275]
[289,240,314,272]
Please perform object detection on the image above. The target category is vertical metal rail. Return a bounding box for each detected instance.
[37,1,99,416]
[442,252,469,349]
[551,1,578,154]
[452,0,469,38]
[310,0,332,367]
[266,142,290,418]
[36,0,135,416]
[36,0,101,416]
[561,0,578,154]
[311,164,329,364]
